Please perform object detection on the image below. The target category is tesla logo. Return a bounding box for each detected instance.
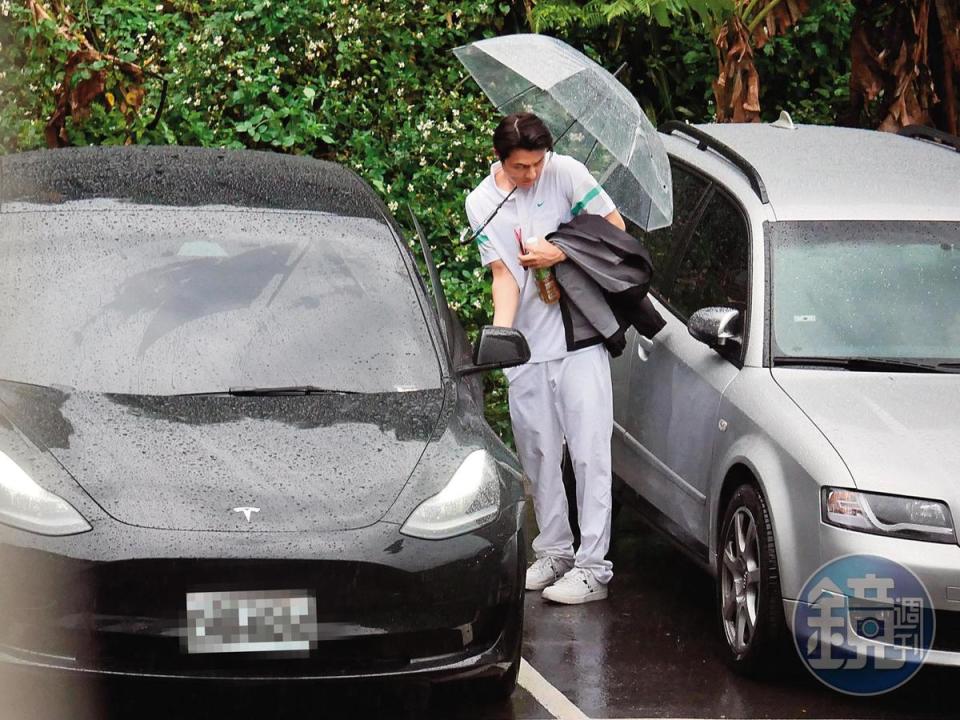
[232,506,261,522]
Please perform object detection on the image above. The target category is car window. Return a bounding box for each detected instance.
[0,203,442,395]
[661,189,750,321]
[626,161,710,294]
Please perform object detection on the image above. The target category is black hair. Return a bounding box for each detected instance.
[492,112,553,161]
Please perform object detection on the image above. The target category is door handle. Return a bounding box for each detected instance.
[637,336,655,362]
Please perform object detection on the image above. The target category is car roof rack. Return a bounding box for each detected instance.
[897,124,960,153]
[659,120,769,204]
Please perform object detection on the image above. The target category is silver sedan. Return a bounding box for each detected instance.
[610,120,960,675]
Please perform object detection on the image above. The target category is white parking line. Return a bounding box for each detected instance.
[519,657,830,720]
[518,658,590,720]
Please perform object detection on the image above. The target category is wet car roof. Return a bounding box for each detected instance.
[663,123,960,222]
[0,146,389,221]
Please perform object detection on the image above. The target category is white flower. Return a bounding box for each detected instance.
[177,42,187,54]
[407,184,414,193]
[271,85,280,93]
[388,201,399,212]
[155,3,163,11]
[213,35,224,47]
[258,44,270,54]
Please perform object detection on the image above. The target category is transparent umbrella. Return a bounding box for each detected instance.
[454,34,673,231]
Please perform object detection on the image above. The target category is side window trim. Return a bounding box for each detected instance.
[654,159,753,368]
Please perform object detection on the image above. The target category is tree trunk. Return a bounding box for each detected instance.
[933,0,959,133]
[712,0,810,123]
[844,0,959,133]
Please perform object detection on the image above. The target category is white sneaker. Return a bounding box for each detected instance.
[541,568,608,604]
[525,556,574,591]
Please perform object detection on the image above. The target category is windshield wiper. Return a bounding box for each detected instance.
[226,386,360,396]
[773,356,949,373]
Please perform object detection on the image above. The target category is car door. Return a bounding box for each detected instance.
[613,161,750,554]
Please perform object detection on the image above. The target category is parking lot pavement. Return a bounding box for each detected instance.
[4,503,956,720]
[514,502,958,720]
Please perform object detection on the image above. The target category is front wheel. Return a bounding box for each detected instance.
[716,483,788,675]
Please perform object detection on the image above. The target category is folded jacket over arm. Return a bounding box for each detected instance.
[547,212,666,357]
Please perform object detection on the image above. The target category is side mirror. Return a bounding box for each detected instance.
[688,307,742,348]
[458,326,531,376]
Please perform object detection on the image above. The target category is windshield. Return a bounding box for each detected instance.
[769,221,960,364]
[0,203,440,394]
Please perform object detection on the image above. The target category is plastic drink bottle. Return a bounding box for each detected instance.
[523,236,562,305]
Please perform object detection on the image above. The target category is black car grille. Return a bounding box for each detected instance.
[63,606,508,677]
[1,553,517,676]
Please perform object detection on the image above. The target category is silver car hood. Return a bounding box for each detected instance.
[771,369,960,500]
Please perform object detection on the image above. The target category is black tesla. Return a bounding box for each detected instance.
[0,147,529,699]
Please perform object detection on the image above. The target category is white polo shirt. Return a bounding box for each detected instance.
[465,152,616,363]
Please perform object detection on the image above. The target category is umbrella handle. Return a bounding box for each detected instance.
[459,186,517,245]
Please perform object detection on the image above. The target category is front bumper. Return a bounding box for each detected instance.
[780,522,960,667]
[0,507,523,681]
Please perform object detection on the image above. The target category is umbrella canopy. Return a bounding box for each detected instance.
[454,34,673,231]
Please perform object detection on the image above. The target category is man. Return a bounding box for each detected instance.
[465,112,625,604]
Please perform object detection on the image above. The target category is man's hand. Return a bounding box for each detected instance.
[519,238,566,269]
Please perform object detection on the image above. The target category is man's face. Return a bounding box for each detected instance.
[499,147,547,189]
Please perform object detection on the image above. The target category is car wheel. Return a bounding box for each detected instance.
[716,483,788,675]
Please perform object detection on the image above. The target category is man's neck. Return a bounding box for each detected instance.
[494,168,516,193]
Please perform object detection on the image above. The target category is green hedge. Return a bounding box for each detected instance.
[0,1,855,444]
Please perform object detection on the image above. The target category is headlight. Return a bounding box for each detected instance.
[0,450,91,536]
[400,450,500,540]
[822,487,956,544]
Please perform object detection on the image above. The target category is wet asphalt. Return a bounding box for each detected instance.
[2,502,957,720]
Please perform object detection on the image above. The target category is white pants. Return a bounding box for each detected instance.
[506,344,614,584]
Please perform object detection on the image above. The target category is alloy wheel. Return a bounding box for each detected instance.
[720,506,762,654]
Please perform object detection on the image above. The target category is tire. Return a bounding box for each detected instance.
[716,482,789,676]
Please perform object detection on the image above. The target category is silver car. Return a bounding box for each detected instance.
[610,120,960,673]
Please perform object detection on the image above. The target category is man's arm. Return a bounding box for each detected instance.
[519,208,627,269]
[489,260,520,328]
[605,208,626,231]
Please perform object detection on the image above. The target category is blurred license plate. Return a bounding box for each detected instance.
[184,590,318,654]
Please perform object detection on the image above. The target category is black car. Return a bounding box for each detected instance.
[0,147,528,701]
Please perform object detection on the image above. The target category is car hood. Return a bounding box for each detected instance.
[0,380,445,532]
[771,369,960,500]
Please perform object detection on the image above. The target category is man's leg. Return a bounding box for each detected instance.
[507,362,574,564]
[553,345,614,585]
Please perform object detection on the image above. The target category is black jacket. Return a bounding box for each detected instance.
[547,213,666,357]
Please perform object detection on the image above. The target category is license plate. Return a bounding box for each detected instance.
[184,590,318,654]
